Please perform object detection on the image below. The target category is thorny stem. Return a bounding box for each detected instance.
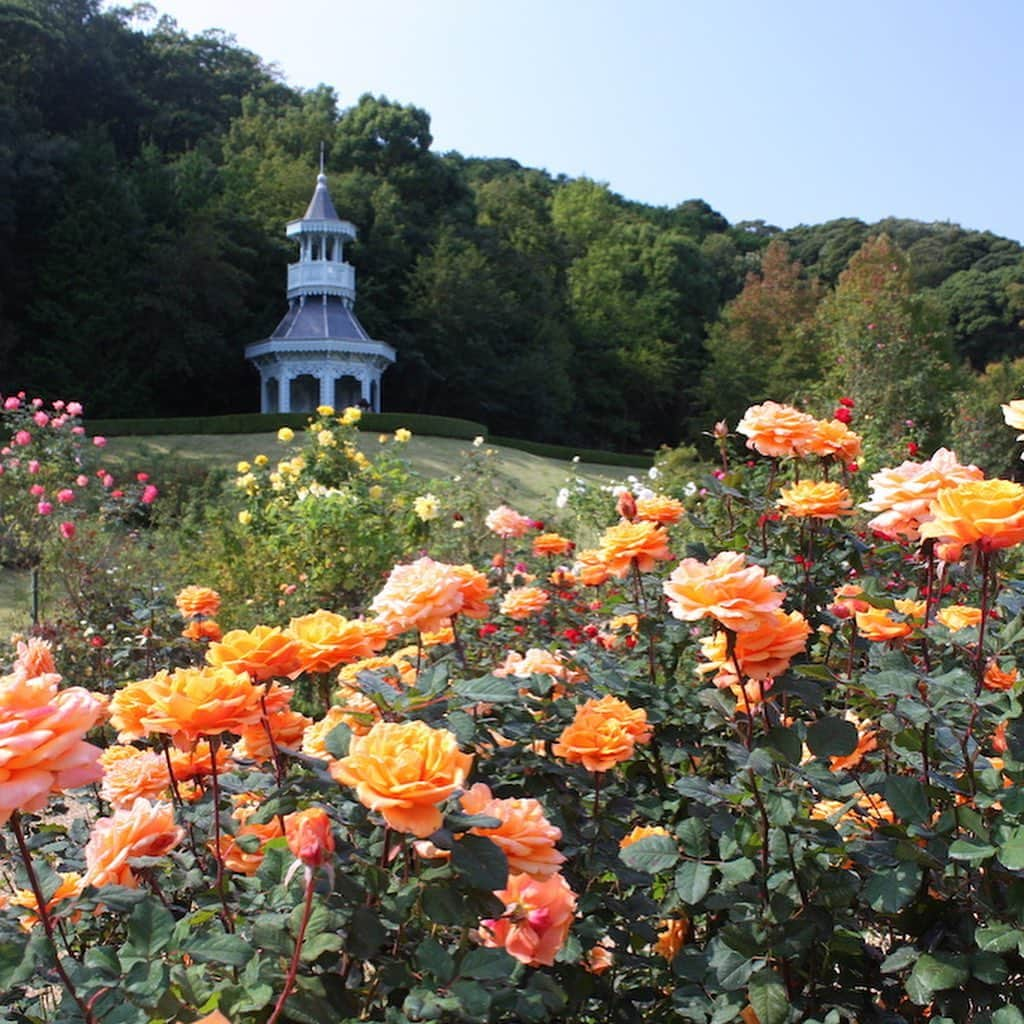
[208,736,235,932]
[747,770,771,907]
[631,558,658,688]
[10,812,97,1024]
[266,868,317,1024]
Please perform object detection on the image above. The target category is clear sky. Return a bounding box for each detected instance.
[120,0,1024,242]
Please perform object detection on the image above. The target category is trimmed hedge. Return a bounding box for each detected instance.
[487,435,652,468]
[87,411,488,440]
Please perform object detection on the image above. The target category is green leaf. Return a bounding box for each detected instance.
[807,717,858,758]
[748,969,789,1024]
[761,725,801,764]
[976,922,1024,953]
[619,834,680,874]
[459,947,518,979]
[971,951,1008,985]
[444,812,503,831]
[993,1007,1024,1024]
[452,833,508,890]
[183,933,255,968]
[884,776,930,824]
[948,838,997,862]
[1000,827,1024,870]
[416,936,455,984]
[452,675,520,703]
[347,906,387,958]
[675,860,713,905]
[709,940,755,991]
[323,721,351,759]
[122,900,174,963]
[863,862,921,914]
[880,946,918,973]
[906,953,969,1006]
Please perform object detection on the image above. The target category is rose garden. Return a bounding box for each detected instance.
[4,393,1024,1024]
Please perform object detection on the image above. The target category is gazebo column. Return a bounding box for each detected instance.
[279,373,292,413]
[318,375,333,409]
[359,375,372,409]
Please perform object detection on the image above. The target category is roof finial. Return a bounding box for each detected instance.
[319,141,325,176]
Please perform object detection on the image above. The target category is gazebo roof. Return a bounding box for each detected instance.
[303,173,340,221]
[270,295,371,342]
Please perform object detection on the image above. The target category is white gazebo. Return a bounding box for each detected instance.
[246,168,395,412]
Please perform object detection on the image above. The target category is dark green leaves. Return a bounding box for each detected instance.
[806,717,858,758]
[452,834,508,890]
[619,834,680,874]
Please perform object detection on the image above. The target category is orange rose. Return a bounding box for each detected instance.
[478,871,576,966]
[175,585,221,619]
[213,816,284,875]
[499,586,549,620]
[369,557,467,636]
[494,649,585,688]
[286,609,389,674]
[168,739,216,782]
[862,448,983,540]
[736,401,818,458]
[664,551,784,633]
[597,520,673,578]
[302,705,353,759]
[777,480,853,519]
[451,564,495,619]
[533,532,574,557]
[983,661,1019,693]
[460,783,565,878]
[182,620,223,643]
[10,871,84,931]
[485,505,534,539]
[574,549,611,587]
[235,708,312,762]
[206,625,302,682]
[619,824,672,850]
[653,917,691,960]
[112,666,264,751]
[697,609,811,683]
[802,419,862,461]
[936,605,984,632]
[919,479,1024,552]
[100,745,172,809]
[635,494,685,526]
[12,638,56,677]
[330,720,473,837]
[855,599,924,643]
[585,941,614,975]
[84,798,184,888]
[552,696,650,772]
[285,807,335,869]
[0,669,106,824]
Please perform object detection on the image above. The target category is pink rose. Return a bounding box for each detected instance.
[30,398,42,409]
[136,472,149,483]
[33,412,49,427]
[76,475,88,487]
[3,397,20,410]
[93,436,107,448]
[27,460,39,474]
[52,401,65,411]
[66,402,83,417]
[56,489,74,504]
[37,502,53,516]
[141,485,158,504]
[29,484,44,497]
[71,426,85,436]
[14,431,31,446]
[59,522,76,540]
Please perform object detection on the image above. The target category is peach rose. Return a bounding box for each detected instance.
[918,479,1024,552]
[330,720,472,837]
[697,609,811,683]
[182,620,223,643]
[532,532,574,557]
[597,520,673,578]
[213,815,284,875]
[285,807,335,869]
[460,783,565,878]
[663,551,784,633]
[84,799,184,887]
[619,824,672,850]
[286,609,389,674]
[478,871,576,966]
[777,480,853,519]
[574,549,611,587]
[0,669,106,824]
[936,605,984,632]
[235,708,312,762]
[100,745,172,809]
[13,638,56,677]
[635,494,685,526]
[499,586,549,620]
[736,401,818,458]
[302,705,352,759]
[494,649,585,687]
[111,666,264,751]
[802,419,862,461]
[10,871,84,931]
[370,557,467,636]
[855,599,924,643]
[585,941,614,975]
[485,505,534,539]
[206,625,302,682]
[653,917,691,960]
[451,564,495,620]
[175,585,221,619]
[983,661,1019,693]
[552,696,650,772]
[861,448,984,540]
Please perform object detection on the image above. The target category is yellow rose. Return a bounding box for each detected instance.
[340,407,362,426]
[394,428,412,443]
[317,404,334,417]
[277,427,294,443]
[236,461,251,474]
[238,510,252,526]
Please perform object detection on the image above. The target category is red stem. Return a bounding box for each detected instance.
[266,869,317,1024]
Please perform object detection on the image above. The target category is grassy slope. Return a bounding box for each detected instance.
[0,432,636,630]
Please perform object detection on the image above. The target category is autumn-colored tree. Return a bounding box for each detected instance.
[701,240,824,427]
[816,234,957,466]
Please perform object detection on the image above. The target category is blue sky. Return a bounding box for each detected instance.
[123,0,1024,242]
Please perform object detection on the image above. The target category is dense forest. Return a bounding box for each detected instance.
[3,0,1024,452]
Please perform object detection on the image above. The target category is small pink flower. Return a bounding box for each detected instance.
[33,411,49,427]
[59,522,76,540]
[37,501,53,516]
[136,472,149,483]
[29,484,44,497]
[71,426,85,436]
[76,474,88,487]
[14,431,31,446]
[102,474,114,488]
[66,402,83,417]
[93,436,107,448]
[27,460,40,474]
[3,397,20,410]
[30,398,43,409]
[140,485,158,505]
[51,415,66,429]
[112,490,124,499]
[52,400,65,411]
[56,489,74,504]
